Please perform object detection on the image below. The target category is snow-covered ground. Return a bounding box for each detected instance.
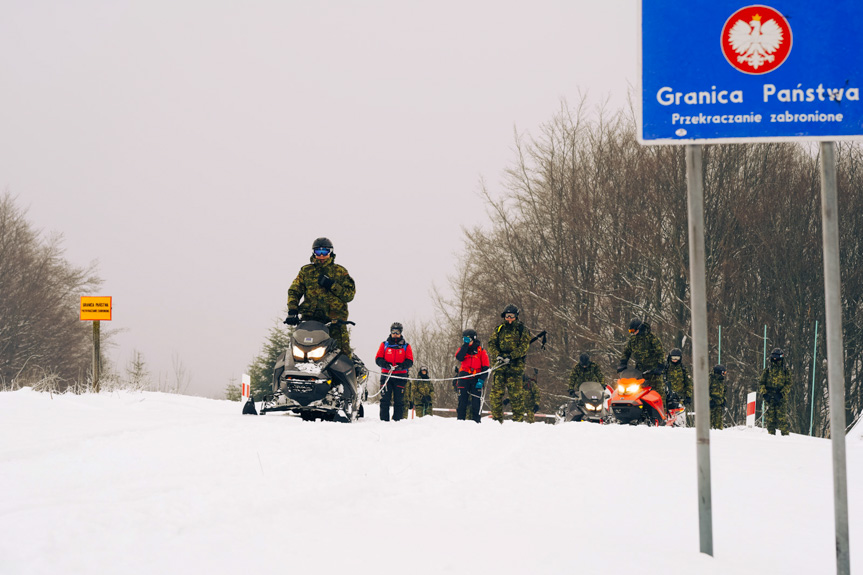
[1,389,860,575]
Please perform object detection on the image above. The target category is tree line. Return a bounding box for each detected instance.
[409,100,863,434]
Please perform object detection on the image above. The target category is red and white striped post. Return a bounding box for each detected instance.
[241,374,251,401]
[746,391,757,427]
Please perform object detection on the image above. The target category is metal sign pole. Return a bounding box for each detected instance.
[810,320,819,436]
[818,141,850,575]
[686,144,713,556]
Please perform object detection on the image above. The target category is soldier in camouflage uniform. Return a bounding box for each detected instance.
[522,371,541,423]
[617,318,666,407]
[488,304,532,423]
[285,237,356,356]
[665,348,692,408]
[709,364,726,429]
[408,366,435,417]
[568,353,605,397]
[759,348,791,435]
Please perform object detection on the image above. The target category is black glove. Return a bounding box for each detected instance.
[422,395,431,405]
[616,362,627,373]
[452,381,458,392]
[683,397,691,406]
[710,399,716,409]
[317,273,334,290]
[533,404,539,413]
[644,366,663,376]
[409,402,414,409]
[568,389,575,397]
[503,398,510,406]
[284,310,299,326]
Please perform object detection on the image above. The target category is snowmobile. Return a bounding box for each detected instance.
[242,319,368,422]
[608,368,686,426]
[555,381,612,424]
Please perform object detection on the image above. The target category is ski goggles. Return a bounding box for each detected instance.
[313,247,332,256]
[504,314,516,319]
[390,330,402,336]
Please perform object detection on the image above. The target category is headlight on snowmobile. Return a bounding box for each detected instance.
[292,345,306,361]
[617,382,641,395]
[307,346,327,360]
[585,403,600,411]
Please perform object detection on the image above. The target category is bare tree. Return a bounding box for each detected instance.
[171,352,192,394]
[0,193,102,390]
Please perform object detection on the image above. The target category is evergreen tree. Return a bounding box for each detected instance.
[247,318,291,400]
[124,350,150,390]
[224,375,241,401]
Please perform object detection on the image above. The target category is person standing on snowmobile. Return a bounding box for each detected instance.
[409,365,435,417]
[375,322,414,421]
[455,329,490,423]
[759,348,791,435]
[285,237,356,356]
[522,371,541,423]
[488,304,532,423]
[618,318,666,407]
[568,352,605,396]
[709,364,726,429]
[665,348,692,409]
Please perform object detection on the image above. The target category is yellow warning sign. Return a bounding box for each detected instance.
[80,296,112,321]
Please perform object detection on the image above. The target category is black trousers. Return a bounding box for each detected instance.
[456,371,482,423]
[380,373,407,421]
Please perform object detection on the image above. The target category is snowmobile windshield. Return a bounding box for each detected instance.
[293,321,331,349]
[579,381,604,402]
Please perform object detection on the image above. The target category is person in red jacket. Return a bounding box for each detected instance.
[455,328,490,423]
[375,322,414,421]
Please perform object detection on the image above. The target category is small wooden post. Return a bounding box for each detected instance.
[92,320,101,393]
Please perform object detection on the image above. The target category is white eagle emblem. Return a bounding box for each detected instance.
[728,14,784,70]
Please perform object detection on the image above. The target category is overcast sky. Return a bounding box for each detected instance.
[1,0,638,397]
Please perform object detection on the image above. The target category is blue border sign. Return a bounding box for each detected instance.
[640,1,863,143]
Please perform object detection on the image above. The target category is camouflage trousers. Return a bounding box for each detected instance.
[710,406,724,429]
[330,323,352,357]
[490,367,525,422]
[415,402,433,417]
[523,392,539,423]
[764,401,790,435]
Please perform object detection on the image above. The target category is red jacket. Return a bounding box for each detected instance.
[375,337,414,375]
[455,343,490,376]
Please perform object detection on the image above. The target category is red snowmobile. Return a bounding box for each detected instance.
[608,368,685,426]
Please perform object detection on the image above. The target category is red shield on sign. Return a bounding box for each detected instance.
[721,5,792,74]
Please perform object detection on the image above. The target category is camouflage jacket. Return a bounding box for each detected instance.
[709,373,725,405]
[287,254,355,321]
[409,375,435,405]
[759,363,791,405]
[619,324,665,374]
[666,362,692,402]
[488,320,531,368]
[568,362,605,392]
